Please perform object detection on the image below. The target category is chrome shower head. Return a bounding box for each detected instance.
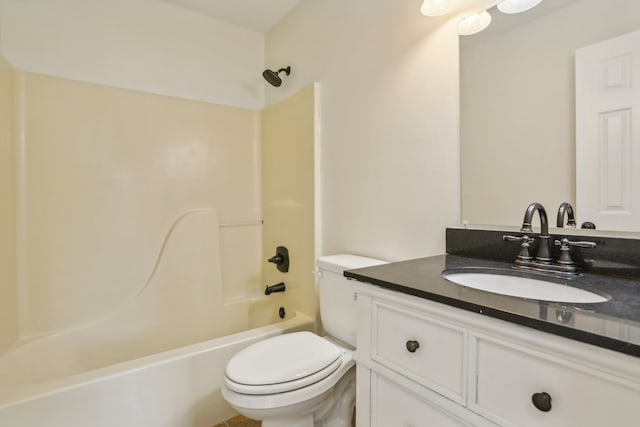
[262,66,291,87]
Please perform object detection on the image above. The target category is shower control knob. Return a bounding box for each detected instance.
[531,392,552,412]
[405,340,420,353]
[268,255,284,264]
[267,246,289,273]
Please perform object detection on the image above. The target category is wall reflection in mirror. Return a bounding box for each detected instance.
[460,0,640,232]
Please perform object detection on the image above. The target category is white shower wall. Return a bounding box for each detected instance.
[12,69,263,340]
[0,54,16,355]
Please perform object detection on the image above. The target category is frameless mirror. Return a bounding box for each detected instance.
[460,0,640,232]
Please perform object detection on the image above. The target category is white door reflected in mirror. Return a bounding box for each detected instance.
[576,30,640,232]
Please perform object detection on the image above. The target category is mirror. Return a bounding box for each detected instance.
[460,0,640,231]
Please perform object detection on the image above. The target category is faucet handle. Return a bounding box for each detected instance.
[503,235,535,261]
[503,234,534,244]
[554,238,596,249]
[554,238,596,266]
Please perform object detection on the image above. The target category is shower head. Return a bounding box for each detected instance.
[262,66,291,87]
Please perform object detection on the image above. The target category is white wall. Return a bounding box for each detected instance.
[0,0,265,110]
[265,0,464,260]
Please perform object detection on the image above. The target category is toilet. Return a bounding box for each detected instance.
[221,254,386,427]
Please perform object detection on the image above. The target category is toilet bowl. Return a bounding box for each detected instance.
[221,254,386,427]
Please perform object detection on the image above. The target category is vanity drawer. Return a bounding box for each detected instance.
[472,336,640,427]
[372,301,466,403]
[371,372,473,427]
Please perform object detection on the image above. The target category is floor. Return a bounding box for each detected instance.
[215,408,356,426]
[213,415,261,427]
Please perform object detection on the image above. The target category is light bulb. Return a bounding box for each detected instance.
[497,0,543,14]
[421,0,455,17]
[458,10,492,36]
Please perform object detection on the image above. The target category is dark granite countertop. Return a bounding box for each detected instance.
[345,254,640,357]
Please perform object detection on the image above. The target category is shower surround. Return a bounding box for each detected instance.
[9,70,264,341]
[0,55,326,426]
[0,53,320,425]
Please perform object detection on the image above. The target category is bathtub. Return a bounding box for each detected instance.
[0,310,314,427]
[0,209,315,425]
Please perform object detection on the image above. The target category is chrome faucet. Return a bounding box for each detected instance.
[520,202,552,263]
[556,202,577,228]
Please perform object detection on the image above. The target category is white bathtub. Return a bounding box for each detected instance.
[0,311,314,427]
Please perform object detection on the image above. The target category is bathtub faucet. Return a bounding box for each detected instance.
[265,282,286,295]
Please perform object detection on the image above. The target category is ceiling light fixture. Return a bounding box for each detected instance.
[497,0,544,14]
[420,0,456,17]
[458,10,492,36]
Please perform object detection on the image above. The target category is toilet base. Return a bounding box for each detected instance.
[315,368,356,427]
[264,368,355,427]
[225,368,356,427]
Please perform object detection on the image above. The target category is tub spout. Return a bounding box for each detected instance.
[265,282,286,295]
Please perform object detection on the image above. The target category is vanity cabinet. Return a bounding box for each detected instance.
[354,284,640,427]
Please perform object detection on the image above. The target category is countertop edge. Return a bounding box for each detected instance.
[345,264,640,358]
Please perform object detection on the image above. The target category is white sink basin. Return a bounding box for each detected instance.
[442,271,608,303]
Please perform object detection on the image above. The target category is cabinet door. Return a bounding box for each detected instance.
[471,336,640,427]
[370,373,471,427]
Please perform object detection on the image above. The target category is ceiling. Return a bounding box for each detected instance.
[462,0,580,43]
[160,0,303,33]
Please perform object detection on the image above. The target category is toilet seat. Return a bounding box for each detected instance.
[224,332,344,395]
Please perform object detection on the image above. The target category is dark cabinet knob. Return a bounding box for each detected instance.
[531,392,552,412]
[405,340,420,353]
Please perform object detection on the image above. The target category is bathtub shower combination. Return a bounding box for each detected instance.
[0,210,314,427]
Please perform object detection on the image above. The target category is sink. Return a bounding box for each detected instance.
[442,270,609,303]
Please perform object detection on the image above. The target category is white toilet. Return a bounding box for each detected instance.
[221,254,386,427]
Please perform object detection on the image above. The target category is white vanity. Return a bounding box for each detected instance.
[352,274,640,426]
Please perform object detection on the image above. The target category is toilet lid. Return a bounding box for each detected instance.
[225,332,343,393]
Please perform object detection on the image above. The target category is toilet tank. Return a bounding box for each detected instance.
[316,254,386,347]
